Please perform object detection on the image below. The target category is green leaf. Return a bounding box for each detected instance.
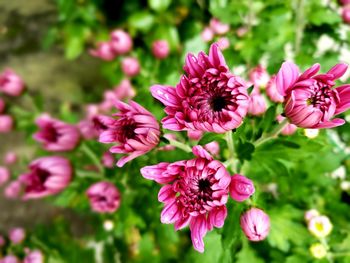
[148,0,171,12]
[236,239,264,263]
[128,11,155,32]
[260,105,277,133]
[236,140,255,162]
[308,9,341,26]
[198,133,224,145]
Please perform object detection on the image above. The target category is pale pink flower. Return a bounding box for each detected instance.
[217,37,230,50]
[151,44,249,133]
[19,156,72,199]
[99,100,160,167]
[9,228,25,244]
[78,105,109,139]
[0,255,19,263]
[248,93,267,116]
[304,209,320,222]
[201,27,214,42]
[342,6,350,24]
[276,115,297,135]
[276,62,350,128]
[249,65,270,88]
[4,152,17,165]
[209,18,230,35]
[204,141,220,156]
[152,40,170,59]
[121,57,140,77]
[33,115,80,151]
[86,181,121,213]
[102,151,114,168]
[0,98,5,113]
[236,27,248,38]
[240,208,270,241]
[4,181,22,199]
[140,146,231,252]
[23,250,44,263]
[0,115,14,133]
[230,174,255,202]
[266,75,284,103]
[0,166,10,186]
[110,29,133,55]
[89,42,116,61]
[0,69,25,96]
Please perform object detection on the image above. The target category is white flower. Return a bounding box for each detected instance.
[341,181,350,191]
[308,215,333,238]
[103,220,114,231]
[310,243,327,259]
[331,166,346,180]
[304,129,319,139]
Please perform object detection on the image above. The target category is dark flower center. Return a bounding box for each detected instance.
[209,96,227,112]
[306,84,334,113]
[198,178,211,193]
[122,123,137,139]
[42,124,59,142]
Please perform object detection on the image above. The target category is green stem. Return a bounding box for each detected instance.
[254,118,289,147]
[319,237,334,263]
[225,130,237,172]
[168,138,192,153]
[294,0,305,56]
[332,251,350,258]
[80,143,104,173]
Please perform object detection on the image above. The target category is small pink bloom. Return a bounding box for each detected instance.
[141,146,231,252]
[217,37,230,50]
[89,42,116,61]
[204,141,220,156]
[277,115,297,136]
[110,29,133,55]
[4,152,17,165]
[266,75,284,103]
[113,79,136,100]
[187,130,203,141]
[249,65,270,88]
[23,250,44,263]
[152,40,170,59]
[276,62,350,128]
[0,255,19,263]
[102,151,115,168]
[236,27,248,38]
[99,100,160,167]
[4,181,22,199]
[9,227,25,244]
[151,44,249,133]
[33,115,80,151]
[0,235,5,247]
[0,166,10,186]
[0,98,5,113]
[19,156,72,199]
[86,181,121,213]
[248,92,267,116]
[0,115,13,133]
[201,27,214,42]
[209,18,230,35]
[121,57,140,77]
[342,6,350,24]
[304,209,320,222]
[240,208,270,241]
[230,174,255,202]
[0,69,25,96]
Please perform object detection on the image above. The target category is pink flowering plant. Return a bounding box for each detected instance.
[2,0,350,262]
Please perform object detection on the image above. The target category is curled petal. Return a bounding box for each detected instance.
[189,215,208,253]
[327,63,348,80]
[276,62,299,96]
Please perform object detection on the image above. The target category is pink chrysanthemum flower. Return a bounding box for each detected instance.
[34,115,80,151]
[140,146,231,252]
[99,100,160,167]
[266,75,284,103]
[249,65,270,89]
[276,62,350,128]
[151,44,249,133]
[19,156,72,199]
[86,181,121,213]
[240,208,270,241]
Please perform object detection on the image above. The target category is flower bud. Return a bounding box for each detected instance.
[209,18,230,35]
[309,243,327,259]
[1,255,19,263]
[0,115,14,133]
[4,152,17,165]
[110,29,133,55]
[0,69,25,96]
[248,93,267,116]
[230,174,255,202]
[0,166,10,186]
[89,42,116,61]
[4,180,22,199]
[121,57,140,77]
[201,27,214,42]
[9,227,25,244]
[152,40,170,59]
[23,249,44,263]
[240,208,270,241]
[217,37,230,50]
